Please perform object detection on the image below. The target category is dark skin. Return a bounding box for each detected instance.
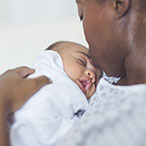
[76,0,146,85]
[0,66,51,146]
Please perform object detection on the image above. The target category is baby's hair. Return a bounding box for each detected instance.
[45,41,71,51]
[45,41,88,53]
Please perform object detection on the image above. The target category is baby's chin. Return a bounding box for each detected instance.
[86,85,96,99]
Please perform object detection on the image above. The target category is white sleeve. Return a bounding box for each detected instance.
[10,122,42,146]
[10,117,74,146]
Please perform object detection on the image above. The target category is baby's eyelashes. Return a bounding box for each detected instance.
[78,58,87,66]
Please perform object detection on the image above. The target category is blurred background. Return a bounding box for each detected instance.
[0,0,87,74]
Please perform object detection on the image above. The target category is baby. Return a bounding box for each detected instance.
[10,41,102,146]
[45,41,102,98]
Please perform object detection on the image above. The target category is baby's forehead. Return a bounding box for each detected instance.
[52,41,89,56]
[63,42,88,52]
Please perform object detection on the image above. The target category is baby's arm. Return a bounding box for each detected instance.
[10,116,73,146]
[10,122,41,146]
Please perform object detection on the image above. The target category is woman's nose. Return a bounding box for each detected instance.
[85,69,96,83]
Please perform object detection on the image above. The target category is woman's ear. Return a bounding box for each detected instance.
[113,0,131,18]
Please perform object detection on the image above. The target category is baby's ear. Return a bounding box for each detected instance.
[113,0,131,18]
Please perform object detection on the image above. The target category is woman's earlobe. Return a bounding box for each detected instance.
[113,0,131,18]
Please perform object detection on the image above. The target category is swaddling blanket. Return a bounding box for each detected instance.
[10,50,88,146]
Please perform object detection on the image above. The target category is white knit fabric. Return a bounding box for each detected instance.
[10,50,88,146]
[58,78,146,146]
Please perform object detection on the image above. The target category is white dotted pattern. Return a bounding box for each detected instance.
[57,78,146,146]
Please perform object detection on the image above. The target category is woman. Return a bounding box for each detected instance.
[2,0,146,145]
[58,0,146,146]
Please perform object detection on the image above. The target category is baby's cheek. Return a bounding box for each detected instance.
[64,65,83,80]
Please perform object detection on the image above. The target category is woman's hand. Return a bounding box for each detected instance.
[0,66,51,146]
[0,66,51,114]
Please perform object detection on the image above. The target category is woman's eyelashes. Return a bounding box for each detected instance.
[79,14,83,21]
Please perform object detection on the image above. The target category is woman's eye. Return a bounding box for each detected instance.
[78,58,86,66]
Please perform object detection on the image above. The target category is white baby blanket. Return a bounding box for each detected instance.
[10,50,88,146]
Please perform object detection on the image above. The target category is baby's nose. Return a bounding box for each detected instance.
[85,69,96,83]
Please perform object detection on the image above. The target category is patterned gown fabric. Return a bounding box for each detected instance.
[58,78,146,146]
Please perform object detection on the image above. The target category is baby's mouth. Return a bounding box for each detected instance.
[78,80,92,95]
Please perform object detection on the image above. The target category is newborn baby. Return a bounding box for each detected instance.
[10,41,102,146]
[46,41,102,98]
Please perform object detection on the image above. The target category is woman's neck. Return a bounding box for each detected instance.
[122,12,146,85]
[125,52,146,85]
[117,54,146,85]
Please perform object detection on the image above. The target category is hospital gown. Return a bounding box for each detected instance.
[58,78,146,146]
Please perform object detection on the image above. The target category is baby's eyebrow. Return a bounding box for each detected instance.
[76,51,91,59]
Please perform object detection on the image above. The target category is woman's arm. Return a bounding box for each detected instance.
[0,66,51,146]
[0,99,10,146]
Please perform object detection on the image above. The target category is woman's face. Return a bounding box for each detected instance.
[76,0,125,77]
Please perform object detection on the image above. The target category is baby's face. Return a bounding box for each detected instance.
[56,43,102,99]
